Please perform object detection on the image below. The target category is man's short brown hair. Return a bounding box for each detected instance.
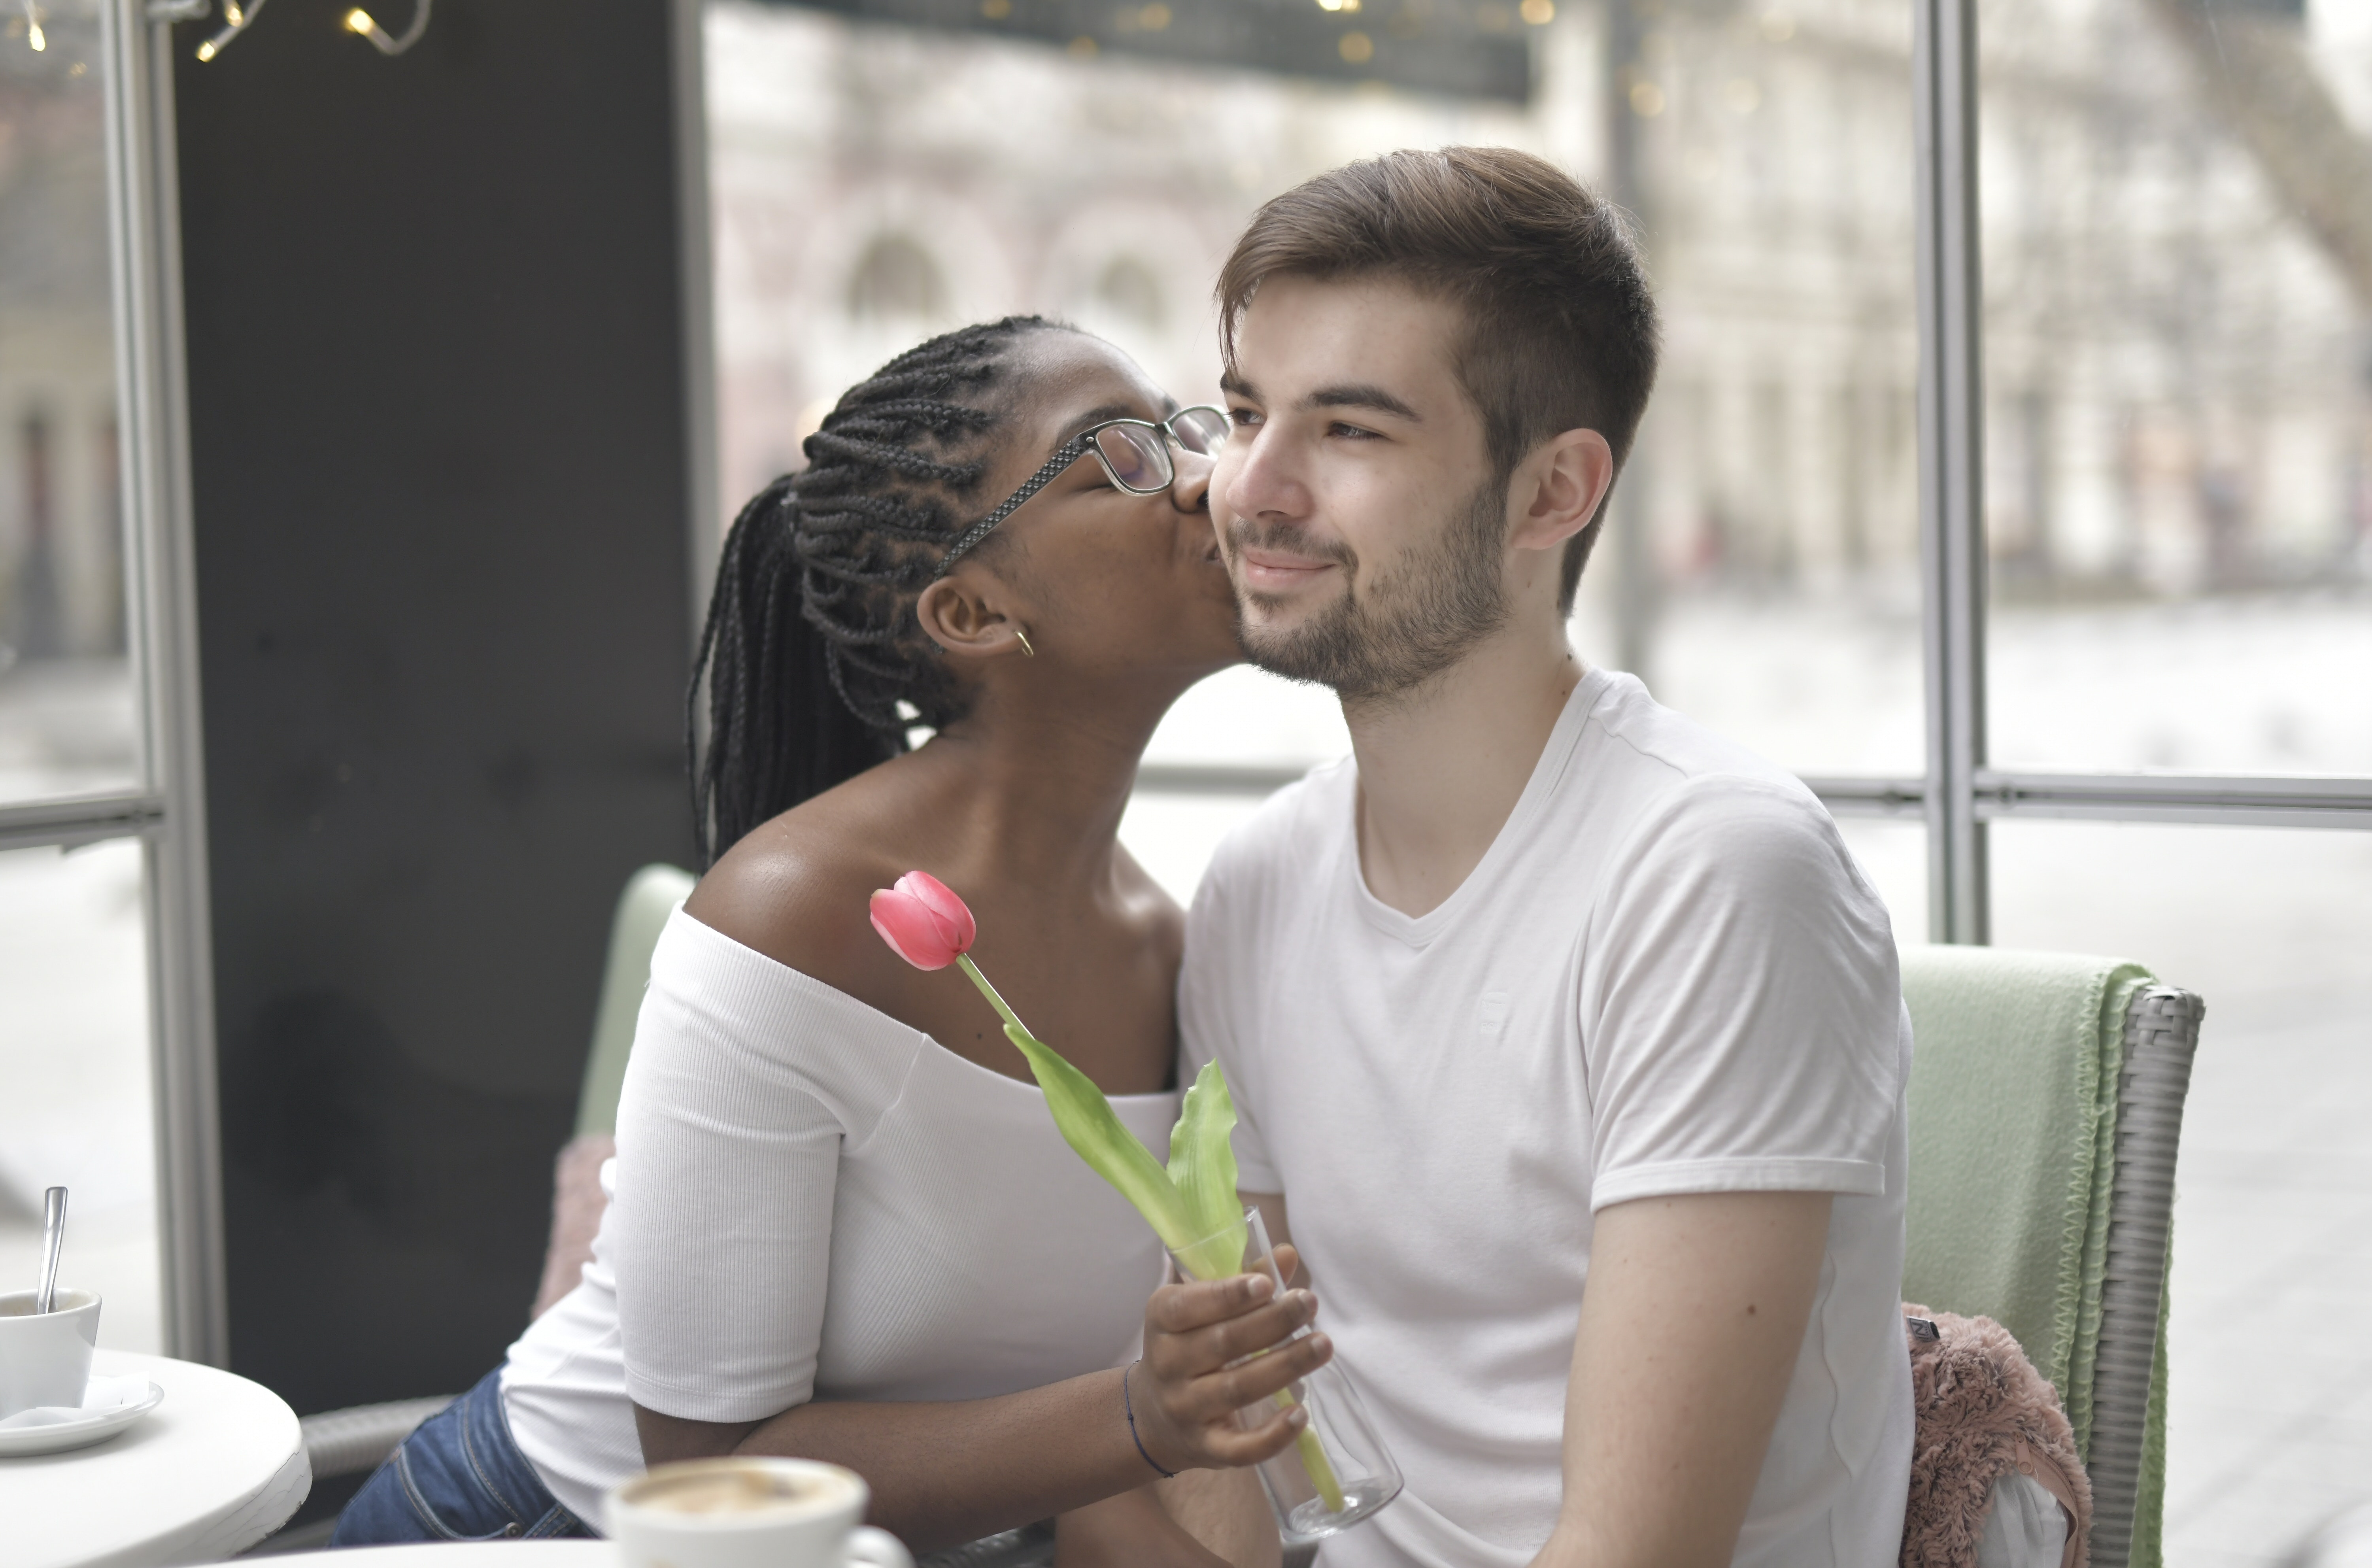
[1218,146,1660,612]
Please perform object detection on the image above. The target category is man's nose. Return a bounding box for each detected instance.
[1220,427,1303,521]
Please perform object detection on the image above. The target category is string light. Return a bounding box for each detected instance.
[23,0,45,52]
[193,0,265,61]
[179,0,428,61]
[343,0,430,56]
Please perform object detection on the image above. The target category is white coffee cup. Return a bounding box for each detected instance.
[606,1457,914,1568]
[0,1288,101,1420]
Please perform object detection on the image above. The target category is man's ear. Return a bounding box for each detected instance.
[1507,428,1617,554]
[914,572,1032,663]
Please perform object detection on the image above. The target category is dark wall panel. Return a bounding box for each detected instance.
[174,0,696,1412]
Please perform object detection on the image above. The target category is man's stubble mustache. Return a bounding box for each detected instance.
[1222,481,1509,703]
[1224,518,1360,576]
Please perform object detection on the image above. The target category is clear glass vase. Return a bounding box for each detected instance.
[1167,1208,1402,1548]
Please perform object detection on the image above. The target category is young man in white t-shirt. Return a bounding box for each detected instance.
[1144,148,1914,1568]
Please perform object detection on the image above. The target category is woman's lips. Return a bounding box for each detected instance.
[1237,546,1337,594]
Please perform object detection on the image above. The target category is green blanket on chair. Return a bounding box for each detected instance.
[1899,945,2153,1457]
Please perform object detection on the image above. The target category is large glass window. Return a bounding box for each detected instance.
[1,0,206,1360]
[0,0,135,806]
[0,0,160,1347]
[1966,0,2372,1547]
[1978,0,2371,778]
[1600,0,1925,781]
[0,838,161,1351]
[1992,822,2372,1561]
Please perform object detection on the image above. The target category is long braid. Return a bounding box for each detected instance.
[690,316,1063,866]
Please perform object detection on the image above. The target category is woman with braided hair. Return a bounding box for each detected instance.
[334,317,1318,1567]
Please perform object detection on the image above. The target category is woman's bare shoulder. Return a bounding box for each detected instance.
[1110,842,1186,972]
[681,798,910,1008]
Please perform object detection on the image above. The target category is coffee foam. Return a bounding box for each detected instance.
[623,1461,858,1521]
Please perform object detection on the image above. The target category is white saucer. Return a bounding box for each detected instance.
[0,1373,166,1457]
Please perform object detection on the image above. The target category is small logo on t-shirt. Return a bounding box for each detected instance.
[1477,991,1511,1040]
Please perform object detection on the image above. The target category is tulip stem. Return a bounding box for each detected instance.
[1290,1414,1348,1514]
[961,948,1347,1517]
[956,955,1034,1049]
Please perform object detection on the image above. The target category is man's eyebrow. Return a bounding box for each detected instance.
[1302,384,1421,422]
[1220,372,1260,401]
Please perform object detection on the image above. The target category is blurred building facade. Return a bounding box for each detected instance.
[1,0,136,810]
[0,5,122,673]
[705,0,2371,617]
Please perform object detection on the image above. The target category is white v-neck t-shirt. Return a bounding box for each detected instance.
[502,910,1181,1525]
[1180,669,1913,1568]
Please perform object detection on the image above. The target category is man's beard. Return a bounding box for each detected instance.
[1230,478,1509,703]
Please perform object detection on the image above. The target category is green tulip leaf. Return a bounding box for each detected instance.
[1003,1023,1201,1251]
[1167,1061,1248,1281]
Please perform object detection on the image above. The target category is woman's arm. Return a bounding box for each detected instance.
[1055,1478,1280,1568]
[633,1261,1329,1554]
[635,1373,1167,1555]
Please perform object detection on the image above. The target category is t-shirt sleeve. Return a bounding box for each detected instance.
[608,917,911,1424]
[1579,775,1902,1211]
[1179,838,1284,1197]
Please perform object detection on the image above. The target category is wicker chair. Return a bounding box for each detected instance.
[1900,948,2204,1568]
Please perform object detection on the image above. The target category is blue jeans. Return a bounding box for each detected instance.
[332,1368,597,1545]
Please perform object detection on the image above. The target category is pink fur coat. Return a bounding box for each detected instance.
[1902,1305,2092,1568]
[533,1132,615,1319]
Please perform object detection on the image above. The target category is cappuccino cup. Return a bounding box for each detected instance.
[606,1457,913,1568]
[0,1289,100,1420]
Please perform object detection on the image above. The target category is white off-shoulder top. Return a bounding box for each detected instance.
[501,908,1182,1525]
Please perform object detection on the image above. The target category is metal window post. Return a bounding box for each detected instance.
[1914,0,1990,944]
[672,0,721,627]
[104,0,227,1365]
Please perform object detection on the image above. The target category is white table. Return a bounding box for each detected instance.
[2,1349,311,1568]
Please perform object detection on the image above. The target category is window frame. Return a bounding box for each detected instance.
[1909,0,2372,948]
[0,0,224,1365]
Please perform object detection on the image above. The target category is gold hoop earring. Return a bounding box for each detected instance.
[1014,627,1036,658]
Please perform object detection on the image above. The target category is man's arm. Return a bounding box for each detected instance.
[1533,1190,1832,1568]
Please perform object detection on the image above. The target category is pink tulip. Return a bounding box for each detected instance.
[869,871,977,971]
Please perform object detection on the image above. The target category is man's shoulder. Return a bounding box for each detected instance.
[1577,672,1809,799]
[1559,676,1892,933]
[1560,676,1832,852]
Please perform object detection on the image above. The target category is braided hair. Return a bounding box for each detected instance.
[689,316,1066,866]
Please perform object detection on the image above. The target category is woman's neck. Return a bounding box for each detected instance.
[888,670,1190,892]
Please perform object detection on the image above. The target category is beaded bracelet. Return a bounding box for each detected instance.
[1123,1359,1177,1479]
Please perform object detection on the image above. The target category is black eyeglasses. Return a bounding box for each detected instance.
[933,406,1230,576]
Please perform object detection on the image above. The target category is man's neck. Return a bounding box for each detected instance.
[1344,625,1586,918]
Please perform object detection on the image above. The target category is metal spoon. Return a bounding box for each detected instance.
[36,1186,66,1314]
